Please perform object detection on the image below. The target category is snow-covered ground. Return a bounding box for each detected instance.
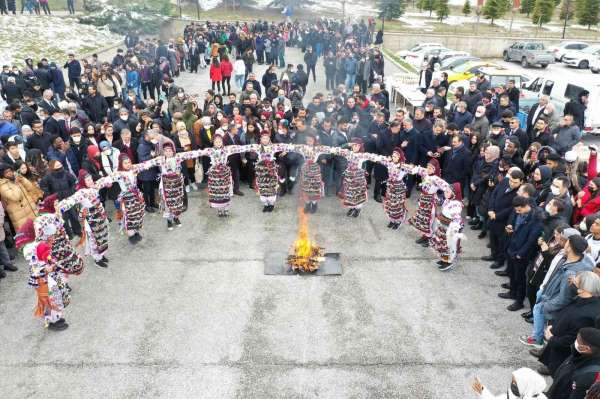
[0,15,121,67]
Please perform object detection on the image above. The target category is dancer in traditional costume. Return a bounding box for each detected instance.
[16,221,70,331]
[378,147,413,229]
[430,182,465,271]
[57,170,112,267]
[408,158,450,247]
[330,138,385,217]
[204,134,248,217]
[35,194,84,276]
[113,154,147,244]
[136,143,207,229]
[247,132,293,212]
[294,135,327,214]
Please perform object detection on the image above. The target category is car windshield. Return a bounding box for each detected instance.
[581,47,600,54]
[453,63,477,73]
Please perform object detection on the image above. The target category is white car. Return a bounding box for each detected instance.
[591,56,600,73]
[397,43,443,58]
[438,50,470,62]
[549,41,589,62]
[402,47,451,68]
[562,45,600,69]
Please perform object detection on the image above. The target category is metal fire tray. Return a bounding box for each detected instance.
[264,251,342,276]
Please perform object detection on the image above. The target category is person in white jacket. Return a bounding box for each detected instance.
[471,367,547,399]
[233,56,246,90]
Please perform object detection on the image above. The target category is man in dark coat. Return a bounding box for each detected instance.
[63,53,82,93]
[137,130,159,212]
[564,90,588,130]
[44,109,70,141]
[546,327,600,399]
[503,196,542,311]
[413,108,435,167]
[526,95,549,136]
[373,120,402,202]
[82,86,109,124]
[442,135,471,188]
[39,159,82,238]
[482,169,524,270]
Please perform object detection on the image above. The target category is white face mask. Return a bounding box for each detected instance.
[120,115,128,121]
[545,203,553,214]
[475,111,484,117]
[574,339,582,353]
[550,186,561,196]
[150,139,158,144]
[178,93,184,99]
[72,136,81,144]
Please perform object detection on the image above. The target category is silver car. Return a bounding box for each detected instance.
[503,42,555,68]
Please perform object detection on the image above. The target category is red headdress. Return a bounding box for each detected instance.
[350,137,364,152]
[162,141,175,154]
[38,193,58,214]
[36,242,51,262]
[15,219,35,250]
[260,130,272,139]
[427,158,441,177]
[451,182,463,201]
[87,145,101,169]
[392,147,406,163]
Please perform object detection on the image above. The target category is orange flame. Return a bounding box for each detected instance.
[293,207,314,257]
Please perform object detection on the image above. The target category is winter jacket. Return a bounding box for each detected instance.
[63,60,82,80]
[552,124,582,155]
[209,64,222,81]
[220,60,233,77]
[39,169,77,200]
[0,176,42,229]
[137,138,159,182]
[506,211,542,259]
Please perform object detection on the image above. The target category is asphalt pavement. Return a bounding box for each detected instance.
[0,47,541,398]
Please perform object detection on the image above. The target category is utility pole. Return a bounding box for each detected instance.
[196,0,200,19]
[562,0,570,39]
[342,0,346,21]
[177,0,182,18]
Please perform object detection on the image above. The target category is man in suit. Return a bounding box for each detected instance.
[482,168,524,270]
[502,196,542,311]
[526,95,549,136]
[44,109,69,141]
[39,89,59,114]
[506,116,529,151]
[442,135,471,189]
[113,128,139,164]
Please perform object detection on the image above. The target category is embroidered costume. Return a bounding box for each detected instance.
[204,143,248,216]
[247,140,292,211]
[430,183,464,271]
[377,148,413,228]
[294,143,326,213]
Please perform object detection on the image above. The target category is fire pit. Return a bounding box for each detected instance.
[287,209,325,273]
[264,208,342,276]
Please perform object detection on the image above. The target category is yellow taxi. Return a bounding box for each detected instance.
[446,61,499,84]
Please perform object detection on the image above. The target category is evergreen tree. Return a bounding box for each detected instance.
[520,0,535,15]
[462,0,472,15]
[483,0,510,23]
[418,0,436,16]
[377,0,406,20]
[560,0,575,20]
[532,0,555,25]
[576,0,600,29]
[436,0,450,20]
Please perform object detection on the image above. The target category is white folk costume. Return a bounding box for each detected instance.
[57,175,112,264]
[430,183,465,270]
[35,195,84,277]
[247,142,293,210]
[330,145,385,217]
[137,147,207,222]
[408,159,450,244]
[204,144,249,216]
[377,153,412,228]
[294,144,326,212]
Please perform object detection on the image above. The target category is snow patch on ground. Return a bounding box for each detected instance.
[198,0,222,10]
[0,15,121,67]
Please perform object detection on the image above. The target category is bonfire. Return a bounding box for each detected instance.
[287,208,325,272]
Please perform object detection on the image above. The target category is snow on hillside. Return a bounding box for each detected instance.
[0,15,121,67]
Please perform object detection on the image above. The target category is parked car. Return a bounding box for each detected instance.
[439,56,481,71]
[397,43,443,58]
[447,61,498,84]
[503,41,554,68]
[549,41,589,62]
[590,55,600,73]
[562,45,600,69]
[403,47,451,68]
[438,50,470,62]
[522,76,600,134]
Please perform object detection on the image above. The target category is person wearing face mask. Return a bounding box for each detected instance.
[542,199,568,239]
[471,105,490,141]
[471,367,547,399]
[545,176,573,221]
[39,160,82,238]
[533,271,600,376]
[112,108,137,142]
[521,234,593,350]
[546,327,600,399]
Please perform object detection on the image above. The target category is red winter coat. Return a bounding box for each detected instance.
[220,60,233,78]
[572,151,598,224]
[210,64,222,81]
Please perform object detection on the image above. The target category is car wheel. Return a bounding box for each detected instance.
[503,52,509,62]
[559,55,564,62]
[521,57,529,68]
[579,60,589,69]
[540,64,548,69]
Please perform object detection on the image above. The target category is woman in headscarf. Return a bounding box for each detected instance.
[472,367,547,398]
[330,138,385,218]
[530,165,553,206]
[409,158,450,247]
[56,170,112,268]
[431,183,465,271]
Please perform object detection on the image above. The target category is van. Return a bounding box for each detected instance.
[522,76,600,134]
